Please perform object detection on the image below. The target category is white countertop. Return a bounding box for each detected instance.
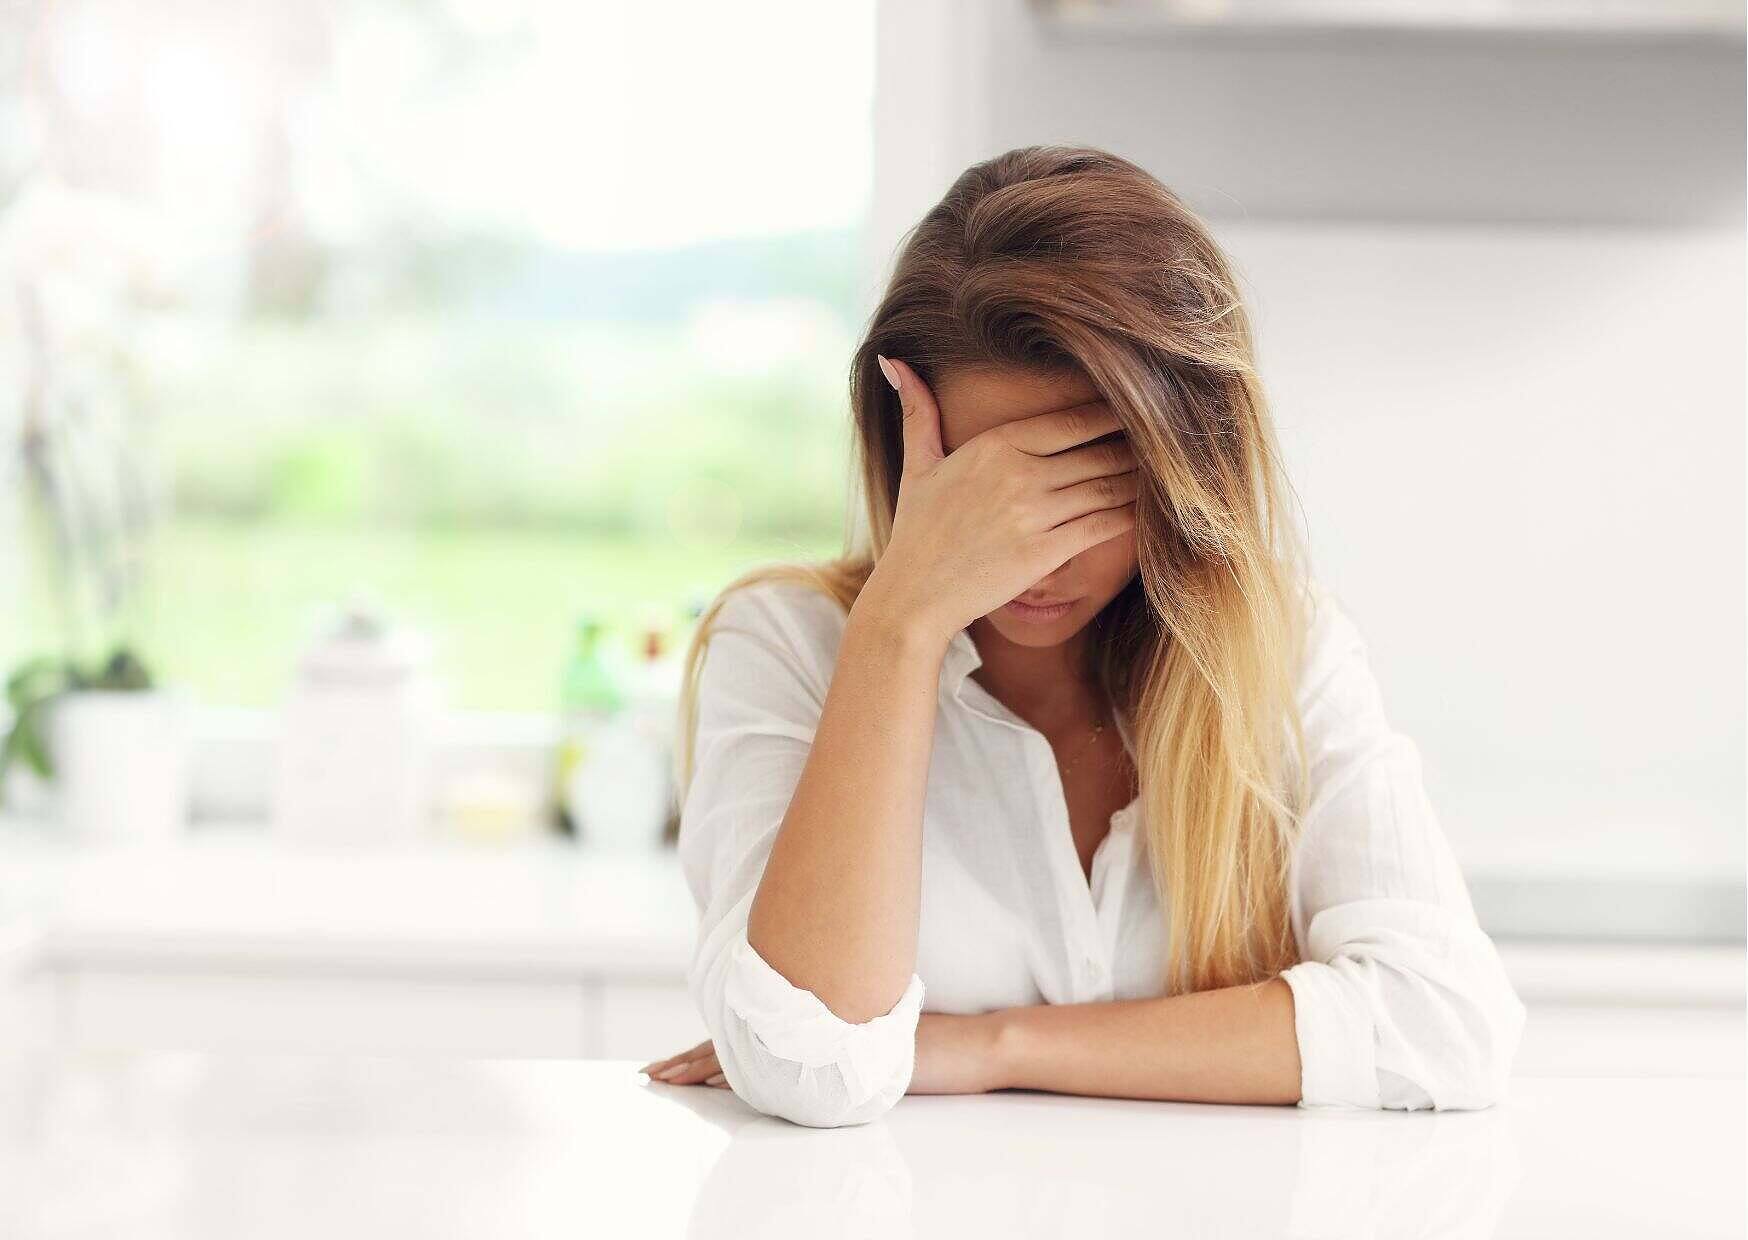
[0,1053,1740,1239]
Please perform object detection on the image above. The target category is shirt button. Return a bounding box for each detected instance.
[1083,957,1105,983]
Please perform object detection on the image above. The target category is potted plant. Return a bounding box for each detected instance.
[0,179,190,841]
[3,648,189,842]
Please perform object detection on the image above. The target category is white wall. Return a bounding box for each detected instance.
[869,0,1745,892]
[1227,221,1744,884]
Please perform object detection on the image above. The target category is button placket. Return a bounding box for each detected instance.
[947,648,1118,1002]
[1089,814,1133,983]
[1010,728,1108,1000]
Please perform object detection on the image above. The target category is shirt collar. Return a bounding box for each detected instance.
[942,626,1143,833]
[939,627,984,700]
[939,626,1140,761]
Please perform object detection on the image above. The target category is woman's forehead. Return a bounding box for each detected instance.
[935,365,1100,453]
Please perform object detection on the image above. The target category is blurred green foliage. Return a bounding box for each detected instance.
[152,315,853,538]
[6,222,869,712]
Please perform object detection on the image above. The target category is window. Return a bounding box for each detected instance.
[4,0,875,711]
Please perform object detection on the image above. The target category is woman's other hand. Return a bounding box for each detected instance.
[640,1039,729,1088]
[864,354,1139,643]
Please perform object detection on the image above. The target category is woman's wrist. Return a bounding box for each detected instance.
[983,1006,1026,1092]
[851,565,957,656]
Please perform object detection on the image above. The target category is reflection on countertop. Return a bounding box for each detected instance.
[0,1054,1740,1239]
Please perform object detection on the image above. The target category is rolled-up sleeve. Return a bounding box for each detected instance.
[676,583,926,1128]
[1278,589,1527,1112]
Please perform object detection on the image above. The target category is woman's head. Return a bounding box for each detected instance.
[680,145,1315,997]
[848,147,1304,698]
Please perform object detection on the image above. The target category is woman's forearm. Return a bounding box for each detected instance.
[744,575,950,1024]
[989,977,1303,1105]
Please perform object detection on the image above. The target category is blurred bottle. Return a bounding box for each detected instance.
[273,602,439,848]
[661,595,709,845]
[567,607,680,852]
[623,613,685,845]
[552,615,625,837]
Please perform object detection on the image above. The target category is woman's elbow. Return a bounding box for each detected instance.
[1402,984,1528,1112]
[701,938,925,1127]
[730,1046,913,1129]
[746,1082,906,1129]
[708,997,918,1128]
[1447,1012,1526,1110]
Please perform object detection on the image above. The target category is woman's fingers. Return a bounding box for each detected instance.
[639,1038,714,1078]
[1001,398,1124,457]
[646,1046,722,1085]
[1045,469,1140,528]
[878,354,945,476]
[1039,499,1139,568]
[639,1038,712,1074]
[1041,433,1136,489]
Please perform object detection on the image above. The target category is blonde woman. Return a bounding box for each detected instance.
[639,146,1526,1128]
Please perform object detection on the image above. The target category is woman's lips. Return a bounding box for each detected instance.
[1003,597,1078,623]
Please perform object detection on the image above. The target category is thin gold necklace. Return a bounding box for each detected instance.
[1055,706,1110,783]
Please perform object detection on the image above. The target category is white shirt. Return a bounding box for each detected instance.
[678,577,1527,1128]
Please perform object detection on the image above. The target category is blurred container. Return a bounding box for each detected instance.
[438,767,544,846]
[272,605,438,848]
[624,615,684,842]
[553,615,625,837]
[557,612,677,851]
[47,687,191,843]
[567,714,668,851]
[659,595,708,845]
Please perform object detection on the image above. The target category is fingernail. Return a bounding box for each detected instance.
[876,354,901,391]
[654,1063,686,1080]
[705,1072,725,1086]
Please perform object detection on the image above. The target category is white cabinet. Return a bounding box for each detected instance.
[1514,1003,1745,1078]
[54,970,704,1060]
[0,829,703,1060]
[0,928,54,1133]
[65,971,593,1058]
[596,981,705,1059]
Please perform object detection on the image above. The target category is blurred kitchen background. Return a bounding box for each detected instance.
[0,0,1742,1087]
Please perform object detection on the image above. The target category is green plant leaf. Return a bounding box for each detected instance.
[1,656,74,805]
[12,701,52,778]
[0,696,55,807]
[6,655,67,712]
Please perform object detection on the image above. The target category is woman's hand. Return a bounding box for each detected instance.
[637,1011,1011,1097]
[860,354,1139,643]
[640,1039,729,1089]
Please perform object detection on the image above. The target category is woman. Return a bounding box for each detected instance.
[639,145,1526,1128]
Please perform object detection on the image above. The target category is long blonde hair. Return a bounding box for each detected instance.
[675,145,1313,997]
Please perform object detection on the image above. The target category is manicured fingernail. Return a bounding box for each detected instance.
[705,1073,725,1086]
[876,354,900,391]
[654,1063,686,1080]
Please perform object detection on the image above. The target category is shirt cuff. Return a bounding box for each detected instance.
[722,928,926,1107]
[1280,957,1382,1109]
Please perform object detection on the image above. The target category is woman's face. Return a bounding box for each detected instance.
[933,364,1140,650]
